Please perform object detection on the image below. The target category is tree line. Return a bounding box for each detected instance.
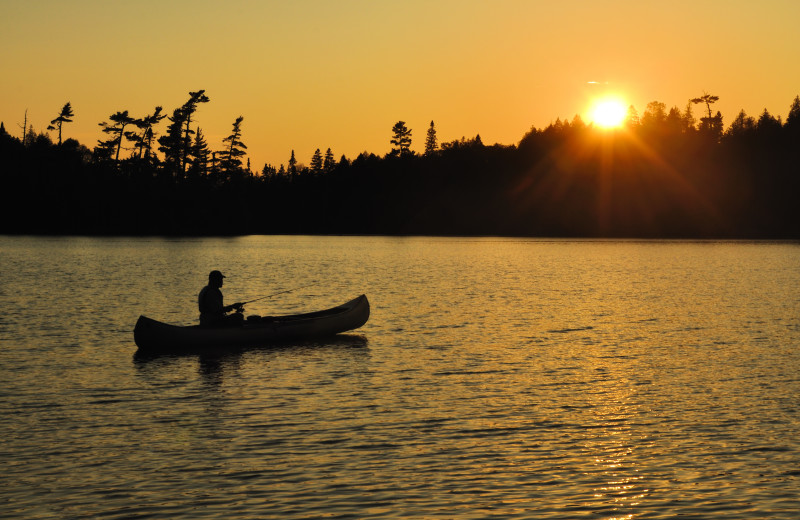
[1,90,798,238]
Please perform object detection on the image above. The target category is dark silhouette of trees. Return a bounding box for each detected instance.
[19,109,29,146]
[47,102,74,145]
[323,148,335,173]
[727,109,756,137]
[641,101,667,131]
[180,91,210,171]
[310,148,323,174]
[127,106,165,160]
[691,92,723,139]
[3,91,800,238]
[98,110,136,162]
[691,92,719,119]
[288,150,298,177]
[757,109,781,132]
[159,107,185,172]
[390,121,412,156]
[683,102,697,131]
[425,120,438,155]
[665,106,684,134]
[787,96,800,129]
[189,127,211,177]
[158,90,210,177]
[220,116,246,176]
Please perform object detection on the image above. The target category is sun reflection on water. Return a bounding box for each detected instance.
[2,237,799,518]
[580,374,654,516]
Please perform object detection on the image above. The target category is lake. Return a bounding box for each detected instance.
[1,235,799,519]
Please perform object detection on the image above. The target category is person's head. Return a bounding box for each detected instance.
[208,270,225,288]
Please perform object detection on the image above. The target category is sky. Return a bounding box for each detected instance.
[1,0,799,170]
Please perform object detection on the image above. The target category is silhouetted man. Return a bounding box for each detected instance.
[198,270,244,326]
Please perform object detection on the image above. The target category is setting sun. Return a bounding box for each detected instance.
[590,98,627,128]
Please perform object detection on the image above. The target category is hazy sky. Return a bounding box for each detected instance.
[2,0,798,169]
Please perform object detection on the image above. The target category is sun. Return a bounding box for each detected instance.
[590,98,627,128]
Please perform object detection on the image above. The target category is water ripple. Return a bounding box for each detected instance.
[2,237,800,518]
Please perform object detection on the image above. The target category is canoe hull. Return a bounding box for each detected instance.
[134,294,370,352]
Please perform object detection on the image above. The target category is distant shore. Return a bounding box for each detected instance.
[3,100,799,240]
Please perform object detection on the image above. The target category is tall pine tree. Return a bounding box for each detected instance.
[98,110,136,162]
[288,150,297,177]
[310,148,323,174]
[424,120,438,155]
[126,106,165,160]
[221,116,247,175]
[158,90,210,177]
[47,102,74,145]
[189,127,211,177]
[390,121,412,156]
[323,148,336,173]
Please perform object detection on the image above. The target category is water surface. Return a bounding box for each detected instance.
[1,236,799,518]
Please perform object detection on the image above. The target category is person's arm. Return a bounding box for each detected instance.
[223,302,244,313]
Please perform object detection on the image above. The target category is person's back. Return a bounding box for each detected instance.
[198,270,243,326]
[198,284,225,325]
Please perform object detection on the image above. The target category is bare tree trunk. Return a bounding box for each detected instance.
[19,109,28,145]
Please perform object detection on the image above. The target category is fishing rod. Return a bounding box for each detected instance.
[240,282,319,305]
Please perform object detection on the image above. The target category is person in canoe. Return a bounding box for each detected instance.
[198,270,245,326]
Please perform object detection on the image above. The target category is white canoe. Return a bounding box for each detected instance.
[134,294,370,352]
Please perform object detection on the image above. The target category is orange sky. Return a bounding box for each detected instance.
[2,0,799,170]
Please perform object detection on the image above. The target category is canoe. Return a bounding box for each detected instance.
[134,294,370,352]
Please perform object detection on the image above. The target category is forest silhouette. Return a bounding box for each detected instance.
[2,91,799,238]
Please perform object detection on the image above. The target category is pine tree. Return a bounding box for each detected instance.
[624,105,640,128]
[665,106,684,134]
[288,150,297,177]
[310,148,323,174]
[189,127,211,176]
[756,109,781,133]
[691,92,720,120]
[126,106,165,159]
[19,109,28,145]
[323,148,335,173]
[641,101,667,129]
[424,120,438,155]
[704,111,724,141]
[691,92,722,138]
[158,90,209,176]
[25,125,38,148]
[159,107,186,171]
[390,121,412,156]
[261,163,278,178]
[179,90,210,172]
[98,110,136,162]
[726,109,755,137]
[221,116,247,174]
[785,95,800,137]
[47,102,74,145]
[683,102,697,131]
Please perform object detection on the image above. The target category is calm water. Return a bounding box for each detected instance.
[1,235,799,519]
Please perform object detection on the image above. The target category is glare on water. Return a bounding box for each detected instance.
[1,236,799,519]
